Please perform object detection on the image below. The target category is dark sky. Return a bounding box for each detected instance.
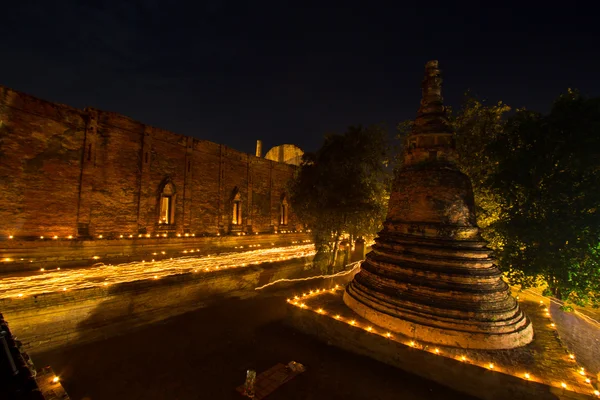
[1,2,599,155]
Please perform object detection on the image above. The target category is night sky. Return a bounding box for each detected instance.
[2,2,598,155]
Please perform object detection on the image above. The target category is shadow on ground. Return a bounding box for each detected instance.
[34,292,474,400]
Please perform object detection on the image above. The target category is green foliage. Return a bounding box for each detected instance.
[487,90,600,306]
[560,305,574,312]
[453,97,510,239]
[289,125,391,271]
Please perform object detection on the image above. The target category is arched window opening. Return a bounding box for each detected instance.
[159,182,175,225]
[232,190,242,225]
[280,196,288,226]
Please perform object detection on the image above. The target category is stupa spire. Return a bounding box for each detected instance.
[404,60,456,166]
[343,60,533,350]
[413,60,452,135]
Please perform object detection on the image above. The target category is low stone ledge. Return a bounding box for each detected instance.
[550,300,600,379]
[285,289,596,400]
[1,257,315,355]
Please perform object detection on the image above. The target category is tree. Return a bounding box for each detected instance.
[289,125,391,272]
[487,90,600,306]
[452,97,511,249]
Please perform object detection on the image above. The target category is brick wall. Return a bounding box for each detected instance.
[0,87,86,238]
[0,85,300,239]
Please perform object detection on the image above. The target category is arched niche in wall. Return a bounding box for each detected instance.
[231,187,242,226]
[280,193,289,226]
[158,179,177,226]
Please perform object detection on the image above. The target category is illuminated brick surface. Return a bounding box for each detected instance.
[343,61,533,349]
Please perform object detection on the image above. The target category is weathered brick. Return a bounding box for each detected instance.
[0,85,300,239]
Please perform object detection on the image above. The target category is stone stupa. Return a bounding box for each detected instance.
[343,60,533,349]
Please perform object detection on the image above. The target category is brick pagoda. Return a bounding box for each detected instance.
[343,60,534,349]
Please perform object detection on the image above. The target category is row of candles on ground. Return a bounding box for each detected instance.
[536,299,597,390]
[286,287,600,397]
[2,240,313,263]
[5,230,310,240]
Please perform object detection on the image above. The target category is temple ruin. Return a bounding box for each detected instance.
[343,60,534,349]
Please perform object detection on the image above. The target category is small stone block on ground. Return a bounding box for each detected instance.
[236,363,305,399]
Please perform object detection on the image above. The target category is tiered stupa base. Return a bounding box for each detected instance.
[342,60,533,350]
[343,223,534,349]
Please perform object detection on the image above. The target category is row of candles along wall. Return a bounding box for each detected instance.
[2,239,313,263]
[6,229,309,240]
[287,286,600,397]
[8,242,313,274]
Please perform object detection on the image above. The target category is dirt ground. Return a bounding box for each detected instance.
[34,289,474,400]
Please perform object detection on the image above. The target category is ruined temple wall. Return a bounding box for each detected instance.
[191,140,221,232]
[143,126,188,232]
[251,157,274,230]
[90,110,143,235]
[220,145,250,229]
[272,163,296,227]
[0,87,87,237]
[0,85,300,239]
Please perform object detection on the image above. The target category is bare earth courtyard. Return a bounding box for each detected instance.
[33,290,473,400]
